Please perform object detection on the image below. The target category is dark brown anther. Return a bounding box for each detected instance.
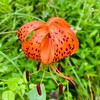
[56,64,61,73]
[36,83,42,95]
[37,62,40,71]
[59,84,63,94]
[68,79,76,86]
[26,71,29,82]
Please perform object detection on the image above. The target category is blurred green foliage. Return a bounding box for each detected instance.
[0,0,100,100]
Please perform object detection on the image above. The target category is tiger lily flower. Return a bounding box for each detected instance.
[17,17,79,94]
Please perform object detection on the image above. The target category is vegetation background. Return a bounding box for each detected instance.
[0,0,100,100]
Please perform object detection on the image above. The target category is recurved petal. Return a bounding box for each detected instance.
[22,27,48,62]
[64,28,79,55]
[49,23,71,63]
[17,21,45,43]
[48,17,70,28]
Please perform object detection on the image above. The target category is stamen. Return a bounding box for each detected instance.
[49,67,59,86]
[50,65,75,86]
[37,62,40,71]
[36,83,42,95]
[30,65,44,75]
[40,65,46,84]
[56,64,61,73]
[26,71,29,82]
[59,84,63,94]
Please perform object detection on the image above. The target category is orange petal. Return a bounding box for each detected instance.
[65,29,79,54]
[17,21,45,43]
[49,24,73,63]
[40,36,54,64]
[48,17,70,28]
[22,27,48,61]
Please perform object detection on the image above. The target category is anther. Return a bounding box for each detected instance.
[59,84,63,94]
[36,83,42,95]
[37,62,40,71]
[56,64,61,73]
[26,71,29,82]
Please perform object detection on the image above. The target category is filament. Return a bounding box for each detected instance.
[40,65,46,84]
[30,65,45,75]
[49,67,59,86]
[50,64,75,85]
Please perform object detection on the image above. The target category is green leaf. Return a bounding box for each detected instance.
[28,84,46,100]
[89,30,98,38]
[2,90,15,100]
[7,78,19,90]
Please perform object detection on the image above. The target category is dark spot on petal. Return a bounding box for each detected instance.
[67,37,69,39]
[66,48,68,51]
[59,51,60,54]
[31,43,33,45]
[37,50,40,52]
[55,32,58,34]
[64,35,66,37]
[68,44,71,46]
[66,39,68,42]
[63,38,65,41]
[56,49,58,52]
[61,41,63,44]
[36,48,37,51]
[72,38,74,42]
[58,39,61,42]
[61,31,64,34]
[56,54,58,56]
[60,48,63,50]
[56,44,58,47]
[72,47,75,50]
[36,55,38,57]
[61,53,63,56]
[64,52,66,54]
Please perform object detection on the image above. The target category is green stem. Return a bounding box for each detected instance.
[68,60,89,97]
[0,31,17,34]
[16,90,24,100]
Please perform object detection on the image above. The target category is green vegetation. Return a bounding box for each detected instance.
[0,0,100,100]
